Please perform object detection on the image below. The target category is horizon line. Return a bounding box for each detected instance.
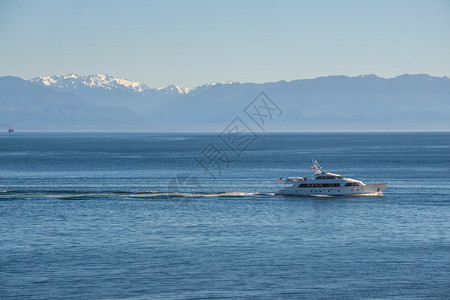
[3,130,449,134]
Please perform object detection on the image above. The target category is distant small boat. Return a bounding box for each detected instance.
[277,160,389,196]
[0,124,14,133]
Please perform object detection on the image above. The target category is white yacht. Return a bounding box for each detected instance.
[277,160,389,196]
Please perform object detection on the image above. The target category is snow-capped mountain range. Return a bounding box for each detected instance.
[1,73,449,131]
[30,73,150,93]
[29,73,234,95]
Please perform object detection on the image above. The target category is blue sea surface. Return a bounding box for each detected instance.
[0,132,449,299]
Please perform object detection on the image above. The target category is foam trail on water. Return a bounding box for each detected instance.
[125,191,275,198]
[1,190,275,200]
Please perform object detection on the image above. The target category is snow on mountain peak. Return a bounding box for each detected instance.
[29,74,237,95]
[209,80,234,86]
[156,84,191,94]
[30,73,150,92]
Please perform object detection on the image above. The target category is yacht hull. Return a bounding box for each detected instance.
[277,183,389,196]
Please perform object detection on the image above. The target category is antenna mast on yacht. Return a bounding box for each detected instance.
[311,159,322,174]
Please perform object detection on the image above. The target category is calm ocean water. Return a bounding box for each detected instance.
[0,132,449,299]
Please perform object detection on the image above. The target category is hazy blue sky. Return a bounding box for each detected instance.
[1,0,449,87]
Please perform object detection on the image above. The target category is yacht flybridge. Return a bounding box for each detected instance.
[277,160,389,196]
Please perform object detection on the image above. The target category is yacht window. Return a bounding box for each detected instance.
[345,182,360,186]
[316,176,338,180]
[299,183,340,188]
